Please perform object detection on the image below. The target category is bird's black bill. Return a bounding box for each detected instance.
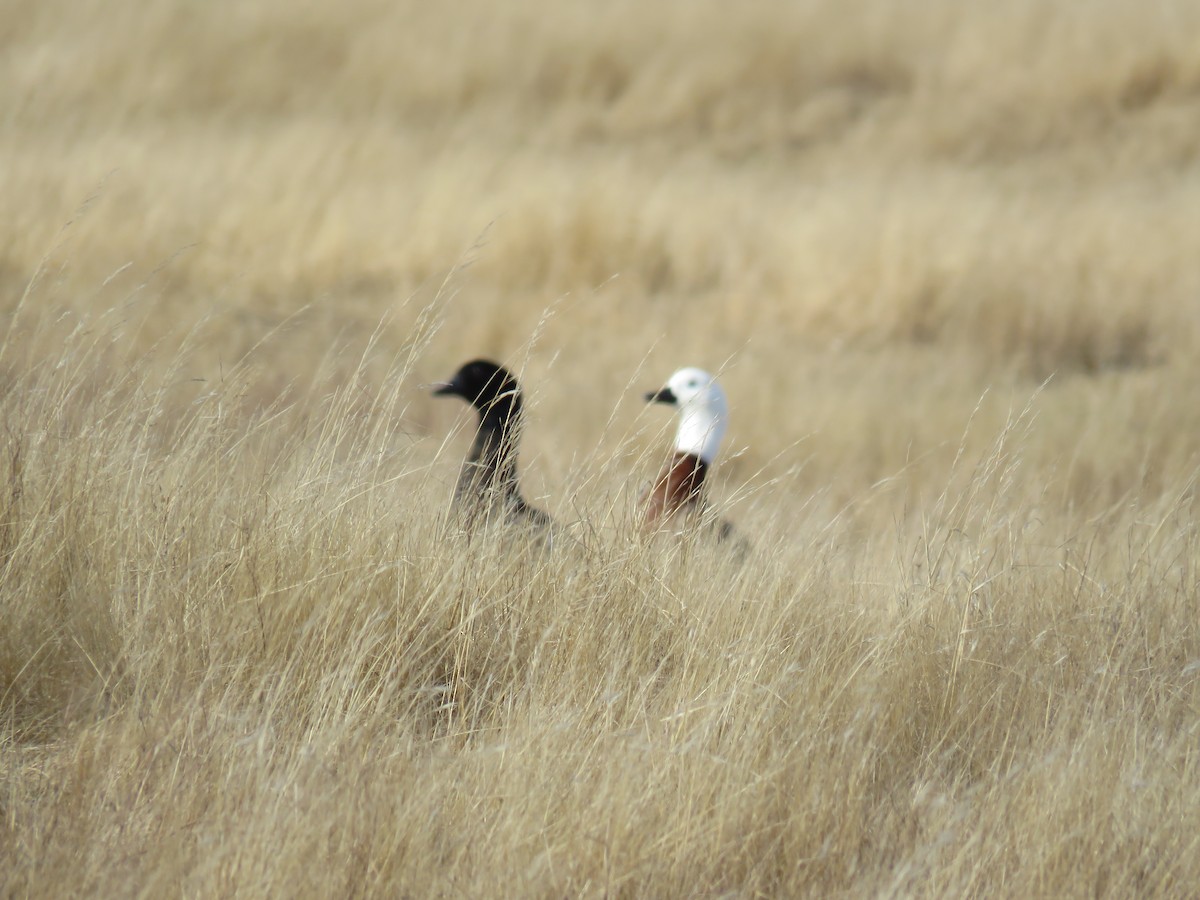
[645,387,678,405]
[432,379,459,397]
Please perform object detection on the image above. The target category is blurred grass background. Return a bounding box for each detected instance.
[2,0,1200,895]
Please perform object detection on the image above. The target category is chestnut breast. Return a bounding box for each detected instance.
[643,451,709,531]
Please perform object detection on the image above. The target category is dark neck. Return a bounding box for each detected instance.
[464,399,523,499]
[477,394,521,436]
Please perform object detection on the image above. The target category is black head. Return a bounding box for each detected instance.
[433,359,522,416]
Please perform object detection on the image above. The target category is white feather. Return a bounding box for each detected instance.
[663,367,728,464]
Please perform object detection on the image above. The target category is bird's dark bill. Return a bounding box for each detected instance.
[645,387,678,405]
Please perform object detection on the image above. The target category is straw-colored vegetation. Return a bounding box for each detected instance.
[3,0,1200,894]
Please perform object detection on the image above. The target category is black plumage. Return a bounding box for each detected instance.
[433,359,552,532]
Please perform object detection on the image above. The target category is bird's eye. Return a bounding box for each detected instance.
[688,380,699,389]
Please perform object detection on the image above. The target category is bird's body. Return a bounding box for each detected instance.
[643,367,740,544]
[433,359,552,533]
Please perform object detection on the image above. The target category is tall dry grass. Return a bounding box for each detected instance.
[3,0,1200,895]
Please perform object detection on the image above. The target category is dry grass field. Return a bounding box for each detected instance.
[3,0,1200,895]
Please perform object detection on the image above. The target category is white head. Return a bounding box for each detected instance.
[645,367,728,464]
